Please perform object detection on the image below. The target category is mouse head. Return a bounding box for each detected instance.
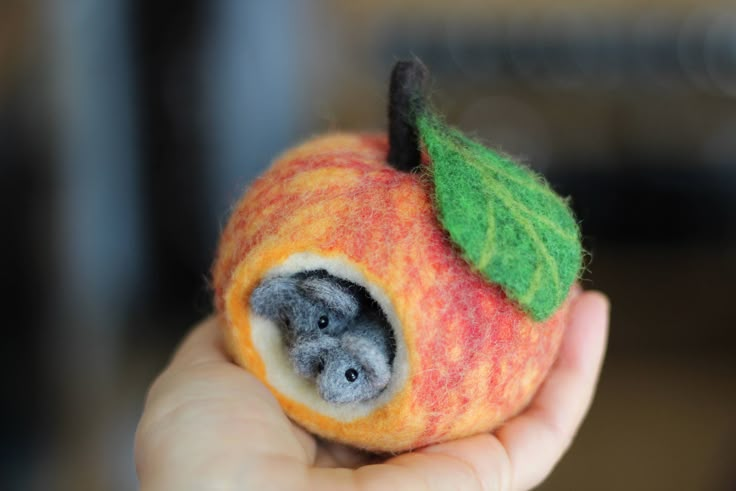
[317,333,392,404]
[250,271,360,345]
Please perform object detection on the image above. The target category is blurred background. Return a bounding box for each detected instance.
[2,0,735,489]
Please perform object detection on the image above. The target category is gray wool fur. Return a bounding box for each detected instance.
[289,334,339,379]
[250,272,359,346]
[250,270,394,404]
[317,328,392,404]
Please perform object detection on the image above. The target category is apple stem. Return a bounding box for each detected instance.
[387,59,428,172]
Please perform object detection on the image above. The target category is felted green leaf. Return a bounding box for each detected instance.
[418,111,582,320]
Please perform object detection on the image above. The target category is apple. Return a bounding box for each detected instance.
[212,61,578,452]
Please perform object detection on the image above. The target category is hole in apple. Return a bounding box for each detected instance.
[247,252,409,421]
[249,268,396,405]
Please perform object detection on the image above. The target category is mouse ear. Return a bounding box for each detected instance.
[250,276,299,319]
[298,277,359,317]
[341,334,391,390]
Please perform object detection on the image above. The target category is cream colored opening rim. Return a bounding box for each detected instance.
[248,252,410,422]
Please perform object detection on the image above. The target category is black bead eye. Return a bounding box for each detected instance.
[318,315,329,329]
[345,368,358,382]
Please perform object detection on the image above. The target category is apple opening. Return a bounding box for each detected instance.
[248,252,411,422]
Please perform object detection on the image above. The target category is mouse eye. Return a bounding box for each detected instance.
[345,368,358,382]
[318,315,329,329]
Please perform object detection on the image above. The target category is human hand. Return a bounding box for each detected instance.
[135,289,609,490]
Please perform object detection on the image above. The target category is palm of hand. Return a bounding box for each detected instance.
[135,290,608,491]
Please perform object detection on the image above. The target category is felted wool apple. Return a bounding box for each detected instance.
[212,60,582,452]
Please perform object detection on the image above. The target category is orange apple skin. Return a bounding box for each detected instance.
[212,133,570,452]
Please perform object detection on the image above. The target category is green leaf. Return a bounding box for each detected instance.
[418,111,582,320]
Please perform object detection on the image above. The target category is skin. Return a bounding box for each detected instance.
[135,288,609,491]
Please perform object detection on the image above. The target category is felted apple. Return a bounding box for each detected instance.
[212,60,582,452]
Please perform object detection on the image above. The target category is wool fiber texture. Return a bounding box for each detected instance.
[250,270,394,404]
[213,133,570,452]
[419,112,582,320]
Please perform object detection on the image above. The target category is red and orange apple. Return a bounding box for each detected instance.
[212,128,572,451]
[212,60,580,452]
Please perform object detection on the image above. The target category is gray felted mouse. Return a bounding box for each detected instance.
[250,270,394,404]
[249,270,360,346]
[316,331,392,404]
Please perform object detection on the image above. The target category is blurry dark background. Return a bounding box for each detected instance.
[2,1,735,490]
